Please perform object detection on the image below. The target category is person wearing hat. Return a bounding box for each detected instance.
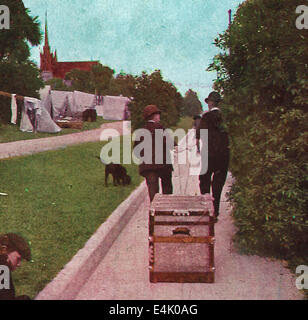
[0,233,31,300]
[134,104,176,202]
[196,92,230,222]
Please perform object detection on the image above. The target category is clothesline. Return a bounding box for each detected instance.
[0,90,25,101]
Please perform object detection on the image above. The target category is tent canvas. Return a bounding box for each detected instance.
[101,96,130,120]
[50,90,75,119]
[39,85,52,115]
[73,90,96,114]
[20,97,61,133]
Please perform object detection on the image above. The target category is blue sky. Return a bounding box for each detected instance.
[23,0,244,108]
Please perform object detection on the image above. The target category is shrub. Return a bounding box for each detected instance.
[208,0,308,262]
[129,70,183,130]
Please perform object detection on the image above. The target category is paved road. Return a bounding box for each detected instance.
[75,130,303,300]
[0,121,130,159]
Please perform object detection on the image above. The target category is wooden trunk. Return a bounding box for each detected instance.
[149,194,215,283]
[55,120,83,129]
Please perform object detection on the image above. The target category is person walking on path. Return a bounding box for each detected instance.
[134,105,176,202]
[0,233,32,300]
[196,92,230,222]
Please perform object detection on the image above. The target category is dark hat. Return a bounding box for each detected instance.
[204,91,221,104]
[143,104,161,120]
[0,233,31,261]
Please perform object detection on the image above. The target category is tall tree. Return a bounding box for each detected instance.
[64,63,115,95]
[0,0,41,62]
[109,73,136,98]
[0,0,44,123]
[182,89,202,117]
[90,63,115,95]
[64,69,93,93]
[129,70,183,130]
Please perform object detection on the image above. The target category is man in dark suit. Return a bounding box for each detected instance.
[196,92,230,222]
[134,105,176,202]
[0,233,32,300]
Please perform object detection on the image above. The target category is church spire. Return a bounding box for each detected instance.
[40,11,53,72]
[45,11,49,48]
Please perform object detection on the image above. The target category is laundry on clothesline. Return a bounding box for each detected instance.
[10,94,17,125]
[20,97,61,133]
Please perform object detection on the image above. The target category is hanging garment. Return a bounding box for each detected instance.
[51,91,75,119]
[20,97,61,133]
[20,97,41,132]
[73,91,96,114]
[10,94,18,124]
[36,104,61,133]
[102,96,131,120]
[39,86,52,115]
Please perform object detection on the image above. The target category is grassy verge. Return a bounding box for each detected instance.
[0,139,142,298]
[0,117,115,143]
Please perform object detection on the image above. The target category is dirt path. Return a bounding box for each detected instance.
[0,121,130,159]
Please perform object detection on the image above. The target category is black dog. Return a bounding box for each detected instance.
[105,163,131,187]
[95,156,131,187]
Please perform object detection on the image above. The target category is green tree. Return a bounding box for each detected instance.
[129,70,183,130]
[64,63,115,95]
[182,89,203,117]
[45,78,70,91]
[90,64,115,95]
[0,0,44,123]
[208,0,308,262]
[109,72,136,98]
[64,69,93,93]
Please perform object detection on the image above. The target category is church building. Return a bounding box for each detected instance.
[40,16,99,82]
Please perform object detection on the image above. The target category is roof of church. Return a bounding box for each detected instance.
[53,61,99,79]
[40,14,99,79]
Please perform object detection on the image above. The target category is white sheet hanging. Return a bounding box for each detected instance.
[73,90,96,113]
[10,94,17,124]
[20,97,61,133]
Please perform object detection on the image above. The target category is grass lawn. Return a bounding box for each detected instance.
[0,140,142,298]
[0,117,115,143]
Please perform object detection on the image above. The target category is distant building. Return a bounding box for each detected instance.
[40,15,99,82]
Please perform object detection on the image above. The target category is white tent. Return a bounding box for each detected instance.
[39,85,52,115]
[100,96,130,120]
[73,90,96,114]
[20,97,61,133]
[51,90,75,119]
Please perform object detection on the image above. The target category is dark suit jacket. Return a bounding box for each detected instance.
[196,109,230,169]
[134,121,175,176]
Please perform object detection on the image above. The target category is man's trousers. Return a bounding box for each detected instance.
[199,157,228,217]
[144,170,173,202]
